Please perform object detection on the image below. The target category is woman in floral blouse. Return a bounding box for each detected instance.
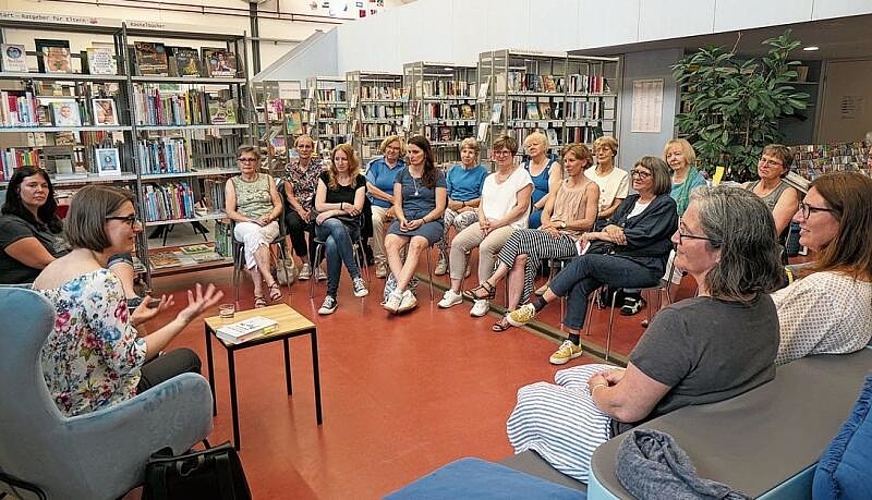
[283,134,325,281]
[33,185,223,417]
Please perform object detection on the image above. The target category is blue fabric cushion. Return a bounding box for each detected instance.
[813,373,872,499]
[385,457,585,500]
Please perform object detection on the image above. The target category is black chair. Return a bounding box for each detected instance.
[231,216,294,306]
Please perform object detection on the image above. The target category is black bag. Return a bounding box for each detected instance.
[143,442,252,500]
[586,240,617,255]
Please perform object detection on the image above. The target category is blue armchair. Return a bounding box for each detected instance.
[0,287,214,500]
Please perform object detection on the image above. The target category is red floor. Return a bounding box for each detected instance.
[148,247,681,499]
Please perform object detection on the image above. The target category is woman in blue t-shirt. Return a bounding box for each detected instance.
[524,131,563,229]
[365,136,407,279]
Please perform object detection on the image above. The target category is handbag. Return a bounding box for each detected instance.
[143,441,252,500]
[585,240,617,255]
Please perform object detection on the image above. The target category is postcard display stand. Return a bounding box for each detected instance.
[476,49,620,161]
[0,15,251,290]
[403,62,477,169]
[346,71,403,166]
[305,76,348,158]
[251,80,306,176]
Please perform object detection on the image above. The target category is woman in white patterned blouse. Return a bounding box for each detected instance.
[773,171,872,365]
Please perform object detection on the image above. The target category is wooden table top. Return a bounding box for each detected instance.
[205,303,316,346]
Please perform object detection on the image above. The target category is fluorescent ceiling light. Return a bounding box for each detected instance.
[803,46,820,51]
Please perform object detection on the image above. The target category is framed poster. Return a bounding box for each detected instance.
[95,147,121,176]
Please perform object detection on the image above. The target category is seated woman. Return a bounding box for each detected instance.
[0,167,137,300]
[32,185,223,417]
[383,135,447,314]
[225,145,285,308]
[434,137,488,276]
[366,136,407,279]
[774,171,872,365]
[505,157,677,364]
[744,144,800,264]
[523,131,563,229]
[437,135,533,318]
[283,134,325,281]
[313,143,369,315]
[586,136,629,230]
[507,186,784,483]
[471,143,599,331]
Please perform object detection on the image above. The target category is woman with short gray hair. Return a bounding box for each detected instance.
[506,186,783,484]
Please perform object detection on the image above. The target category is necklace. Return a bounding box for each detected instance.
[412,176,420,196]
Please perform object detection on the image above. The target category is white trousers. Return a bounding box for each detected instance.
[234,221,279,270]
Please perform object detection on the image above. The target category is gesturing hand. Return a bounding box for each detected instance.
[176,283,225,324]
[130,293,174,328]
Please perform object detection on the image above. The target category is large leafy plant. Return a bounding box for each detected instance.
[672,31,810,181]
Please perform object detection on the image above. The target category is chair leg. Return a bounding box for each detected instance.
[605,289,620,361]
[309,246,322,300]
[426,245,435,301]
[582,291,596,335]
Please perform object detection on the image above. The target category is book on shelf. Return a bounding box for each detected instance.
[167,46,202,77]
[92,98,119,125]
[476,81,489,103]
[179,243,215,254]
[546,128,559,146]
[150,253,183,269]
[476,122,488,142]
[460,104,474,120]
[538,101,552,120]
[525,102,540,120]
[202,48,237,77]
[208,98,237,124]
[135,42,170,76]
[35,39,72,73]
[1,44,28,73]
[490,103,503,124]
[215,316,280,345]
[95,147,121,176]
[286,111,304,135]
[50,99,82,126]
[542,75,557,93]
[84,46,116,75]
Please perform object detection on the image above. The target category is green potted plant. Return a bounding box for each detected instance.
[672,30,810,181]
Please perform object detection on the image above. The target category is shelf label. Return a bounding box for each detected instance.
[0,11,122,27]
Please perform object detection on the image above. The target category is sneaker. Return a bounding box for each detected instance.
[352,276,369,297]
[314,267,327,281]
[298,263,312,281]
[434,256,448,276]
[438,289,463,308]
[318,295,338,315]
[375,262,388,279]
[549,340,583,365]
[397,289,418,313]
[470,299,490,317]
[506,303,536,327]
[620,296,646,316]
[384,289,403,313]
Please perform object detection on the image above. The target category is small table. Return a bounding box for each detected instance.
[204,303,323,450]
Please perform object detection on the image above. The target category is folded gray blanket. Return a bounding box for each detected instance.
[616,429,750,499]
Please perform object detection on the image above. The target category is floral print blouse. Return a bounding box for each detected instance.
[284,157,324,211]
[38,268,147,417]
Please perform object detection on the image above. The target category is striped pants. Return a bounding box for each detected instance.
[507,363,613,483]
[496,229,579,304]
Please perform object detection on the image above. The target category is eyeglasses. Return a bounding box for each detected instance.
[630,169,651,179]
[677,219,717,246]
[798,201,836,219]
[492,150,513,157]
[237,157,258,163]
[105,214,139,227]
[759,157,784,167]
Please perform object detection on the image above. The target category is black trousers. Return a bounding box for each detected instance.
[137,348,202,393]
[285,209,317,259]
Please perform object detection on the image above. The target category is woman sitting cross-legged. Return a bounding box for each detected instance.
[437,134,533,318]
[506,186,784,483]
[313,143,369,315]
[774,171,872,365]
[32,185,223,417]
[505,156,677,364]
[434,137,489,276]
[474,144,599,331]
[383,135,447,314]
[225,145,285,308]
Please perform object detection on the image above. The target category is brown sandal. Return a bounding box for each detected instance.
[254,296,267,308]
[492,317,512,332]
[465,281,496,301]
[267,281,283,302]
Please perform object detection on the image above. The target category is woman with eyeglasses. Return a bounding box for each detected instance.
[0,167,138,301]
[586,136,629,230]
[505,157,677,365]
[773,172,872,365]
[32,185,223,417]
[226,145,285,308]
[744,144,800,263]
[506,186,782,483]
[366,136,407,280]
[283,134,325,281]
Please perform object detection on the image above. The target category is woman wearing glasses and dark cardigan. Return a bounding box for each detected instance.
[505,157,678,365]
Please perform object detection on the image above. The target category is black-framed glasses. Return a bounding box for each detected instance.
[237,157,257,163]
[678,219,717,246]
[630,169,651,179]
[105,214,139,226]
[798,201,836,219]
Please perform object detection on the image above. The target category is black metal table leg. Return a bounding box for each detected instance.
[227,350,241,450]
[311,329,322,425]
[205,326,216,416]
[283,337,293,395]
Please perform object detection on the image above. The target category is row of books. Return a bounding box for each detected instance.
[313,89,347,103]
[359,85,403,100]
[0,149,41,180]
[504,72,611,95]
[1,93,122,129]
[203,178,228,214]
[286,111,310,135]
[132,87,237,126]
[138,137,190,174]
[318,122,348,136]
[790,142,871,180]
[508,101,564,121]
[566,125,608,144]
[213,221,234,258]
[422,103,474,121]
[566,100,607,121]
[355,122,400,139]
[420,80,476,98]
[317,107,347,120]
[423,124,475,144]
[0,91,38,127]
[189,134,240,170]
[1,40,116,75]
[567,74,611,95]
[132,42,238,78]
[142,182,197,222]
[361,104,404,120]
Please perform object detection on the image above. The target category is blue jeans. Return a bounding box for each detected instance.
[314,218,361,297]
[549,254,661,330]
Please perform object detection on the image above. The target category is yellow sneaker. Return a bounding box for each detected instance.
[549,340,583,365]
[506,303,536,327]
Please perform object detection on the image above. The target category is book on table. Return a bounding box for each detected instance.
[216,316,280,344]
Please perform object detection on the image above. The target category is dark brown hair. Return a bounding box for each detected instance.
[65,185,136,251]
[407,135,438,188]
[809,172,872,281]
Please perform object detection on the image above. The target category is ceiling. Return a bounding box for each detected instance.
[570,14,872,61]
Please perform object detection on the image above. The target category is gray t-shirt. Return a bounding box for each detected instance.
[0,214,69,284]
[613,295,779,435]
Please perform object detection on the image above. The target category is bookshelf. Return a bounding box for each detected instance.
[477,49,620,161]
[251,79,307,176]
[0,14,250,290]
[403,62,477,168]
[305,76,348,157]
[346,71,403,165]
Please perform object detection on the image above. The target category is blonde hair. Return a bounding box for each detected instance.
[459,137,480,154]
[524,131,548,151]
[379,136,406,157]
[663,138,697,168]
[593,136,618,156]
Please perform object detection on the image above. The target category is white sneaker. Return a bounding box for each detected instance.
[397,289,418,313]
[470,299,490,317]
[314,267,327,281]
[384,289,403,313]
[438,289,463,308]
[352,276,369,298]
[318,295,338,315]
[298,262,312,281]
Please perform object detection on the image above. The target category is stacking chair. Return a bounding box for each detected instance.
[231,216,294,306]
[309,213,369,299]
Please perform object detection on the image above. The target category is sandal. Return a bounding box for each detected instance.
[254,296,267,308]
[465,281,496,301]
[492,317,512,332]
[267,281,283,302]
